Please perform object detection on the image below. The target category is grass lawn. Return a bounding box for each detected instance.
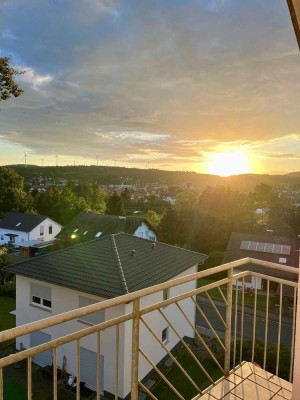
[3,376,27,400]
[197,278,277,312]
[150,349,223,399]
[0,296,16,349]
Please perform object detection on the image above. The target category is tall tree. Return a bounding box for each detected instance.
[0,167,34,216]
[0,57,24,101]
[106,192,125,216]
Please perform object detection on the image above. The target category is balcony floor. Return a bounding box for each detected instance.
[199,362,292,400]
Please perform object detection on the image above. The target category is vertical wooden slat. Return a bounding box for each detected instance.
[115,324,119,400]
[53,348,57,400]
[239,277,245,365]
[263,280,270,370]
[251,277,258,363]
[27,357,32,400]
[224,267,233,373]
[97,331,101,400]
[131,299,140,400]
[76,340,80,400]
[276,283,283,376]
[289,286,297,382]
[0,367,3,400]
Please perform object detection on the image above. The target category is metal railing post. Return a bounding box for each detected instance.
[131,299,140,400]
[224,267,233,374]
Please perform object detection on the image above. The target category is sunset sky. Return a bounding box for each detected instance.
[1,0,300,175]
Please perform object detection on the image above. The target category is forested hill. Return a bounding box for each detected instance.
[8,164,300,191]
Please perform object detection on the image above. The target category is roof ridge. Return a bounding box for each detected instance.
[111,235,129,295]
[117,232,207,257]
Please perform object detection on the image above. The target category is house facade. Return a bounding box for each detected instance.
[223,232,299,290]
[7,233,206,398]
[0,212,62,247]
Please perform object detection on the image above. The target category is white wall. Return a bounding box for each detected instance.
[29,218,61,242]
[16,264,197,398]
[0,229,29,245]
[15,276,125,395]
[134,222,156,241]
[0,218,61,245]
[234,276,262,290]
[121,265,198,398]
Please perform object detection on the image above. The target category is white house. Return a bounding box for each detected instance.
[57,212,157,242]
[0,212,62,249]
[6,233,207,399]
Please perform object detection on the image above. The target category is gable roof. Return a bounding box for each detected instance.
[6,233,207,298]
[223,232,299,280]
[287,0,300,49]
[0,212,49,233]
[58,212,157,241]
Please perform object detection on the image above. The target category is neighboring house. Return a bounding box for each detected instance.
[223,232,299,290]
[6,233,206,399]
[58,212,157,242]
[0,212,62,256]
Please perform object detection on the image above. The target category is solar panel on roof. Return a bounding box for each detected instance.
[273,244,281,254]
[256,242,265,252]
[281,246,291,255]
[240,240,249,250]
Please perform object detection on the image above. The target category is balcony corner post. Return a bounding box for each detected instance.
[131,298,140,400]
[292,255,300,399]
[224,267,233,375]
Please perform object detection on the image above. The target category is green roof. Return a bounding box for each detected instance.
[6,233,207,298]
[57,212,157,241]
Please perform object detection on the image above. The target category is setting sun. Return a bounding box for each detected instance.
[206,151,250,177]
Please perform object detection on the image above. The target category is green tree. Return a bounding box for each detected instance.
[145,210,161,229]
[0,167,34,216]
[106,192,125,216]
[0,247,10,285]
[0,57,24,101]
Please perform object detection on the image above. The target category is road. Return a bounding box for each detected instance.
[196,296,293,347]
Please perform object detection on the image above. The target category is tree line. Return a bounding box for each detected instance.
[0,166,299,256]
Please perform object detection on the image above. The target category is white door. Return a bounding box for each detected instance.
[80,347,104,394]
[30,331,52,367]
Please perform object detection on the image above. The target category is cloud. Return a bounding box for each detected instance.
[18,67,53,90]
[1,0,300,172]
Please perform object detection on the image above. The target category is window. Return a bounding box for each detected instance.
[1,235,4,241]
[163,288,169,301]
[40,225,44,236]
[78,296,105,325]
[31,283,52,310]
[49,225,52,234]
[95,232,102,238]
[162,327,169,344]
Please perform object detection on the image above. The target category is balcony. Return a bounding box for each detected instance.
[0,257,298,400]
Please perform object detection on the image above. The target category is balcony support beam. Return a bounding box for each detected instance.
[292,255,300,399]
[287,0,300,49]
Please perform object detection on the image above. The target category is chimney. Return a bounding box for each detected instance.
[131,250,136,256]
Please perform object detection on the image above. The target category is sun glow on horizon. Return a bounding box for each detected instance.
[206,151,250,177]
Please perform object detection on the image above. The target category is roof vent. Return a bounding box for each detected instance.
[152,243,156,249]
[131,250,136,256]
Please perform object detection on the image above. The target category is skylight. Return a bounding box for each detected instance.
[16,222,22,227]
[95,232,102,238]
[73,228,78,233]
[83,231,88,235]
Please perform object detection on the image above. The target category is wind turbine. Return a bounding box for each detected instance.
[55,155,59,167]
[40,158,44,167]
[24,152,29,168]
